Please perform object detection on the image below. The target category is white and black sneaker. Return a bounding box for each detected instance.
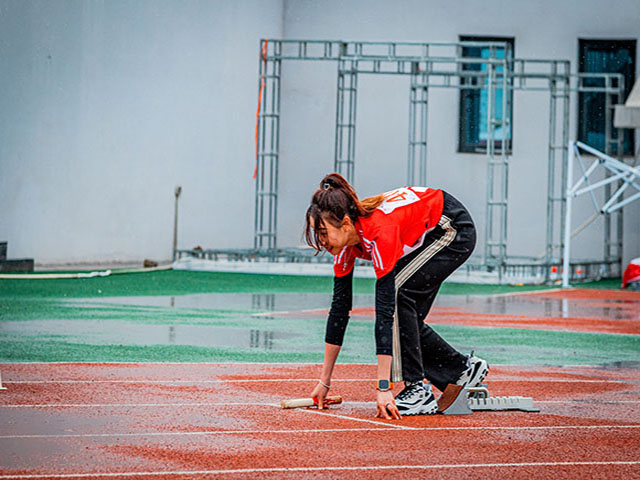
[394,381,438,416]
[456,352,489,388]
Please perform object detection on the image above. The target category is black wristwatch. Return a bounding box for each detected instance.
[376,379,392,392]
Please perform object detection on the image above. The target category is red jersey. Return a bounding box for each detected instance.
[334,187,444,279]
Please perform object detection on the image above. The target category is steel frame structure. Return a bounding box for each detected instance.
[248,39,627,284]
[563,141,640,287]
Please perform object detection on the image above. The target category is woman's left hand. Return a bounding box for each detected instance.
[310,382,330,410]
[375,390,402,420]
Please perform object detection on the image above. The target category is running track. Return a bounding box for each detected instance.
[1,362,639,479]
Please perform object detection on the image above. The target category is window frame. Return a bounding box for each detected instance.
[577,38,636,156]
[458,35,515,154]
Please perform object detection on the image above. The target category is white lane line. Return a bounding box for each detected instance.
[252,308,324,317]
[1,402,281,408]
[348,400,640,406]
[3,379,336,384]
[536,400,640,404]
[1,424,638,440]
[0,362,337,365]
[2,379,354,385]
[0,461,639,478]
[3,378,633,384]
[0,427,395,440]
[294,406,416,430]
[489,288,566,297]
[3,398,640,409]
[0,362,617,367]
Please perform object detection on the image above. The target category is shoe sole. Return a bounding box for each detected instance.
[397,399,438,416]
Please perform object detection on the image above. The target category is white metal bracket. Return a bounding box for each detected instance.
[562,141,640,288]
[438,384,539,414]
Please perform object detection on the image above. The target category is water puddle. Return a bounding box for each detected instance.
[434,294,638,320]
[71,292,373,312]
[72,293,331,312]
[3,291,636,354]
[0,319,295,350]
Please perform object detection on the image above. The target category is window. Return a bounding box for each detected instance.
[578,39,636,156]
[459,36,514,153]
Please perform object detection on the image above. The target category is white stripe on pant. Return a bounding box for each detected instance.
[391,215,457,383]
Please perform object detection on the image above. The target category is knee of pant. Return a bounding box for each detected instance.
[396,289,417,308]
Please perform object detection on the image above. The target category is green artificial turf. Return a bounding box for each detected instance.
[2,322,637,366]
[0,269,632,365]
[0,269,577,299]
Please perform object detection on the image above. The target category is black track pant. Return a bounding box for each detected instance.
[392,191,476,391]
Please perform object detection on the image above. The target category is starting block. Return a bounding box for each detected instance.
[0,371,6,391]
[437,384,539,414]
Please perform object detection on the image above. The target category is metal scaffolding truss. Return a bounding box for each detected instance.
[562,141,640,287]
[249,39,626,284]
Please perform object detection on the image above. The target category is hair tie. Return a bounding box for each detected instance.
[323,182,331,190]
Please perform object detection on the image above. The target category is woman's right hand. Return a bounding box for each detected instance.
[311,382,330,409]
[375,389,402,420]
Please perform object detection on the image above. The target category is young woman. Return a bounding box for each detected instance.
[304,173,488,419]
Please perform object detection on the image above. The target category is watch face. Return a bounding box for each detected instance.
[377,379,390,390]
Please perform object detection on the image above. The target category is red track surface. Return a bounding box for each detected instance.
[1,362,639,479]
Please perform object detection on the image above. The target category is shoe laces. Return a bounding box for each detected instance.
[396,382,425,401]
[466,350,475,368]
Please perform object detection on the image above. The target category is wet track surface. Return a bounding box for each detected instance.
[1,283,639,477]
[1,363,639,479]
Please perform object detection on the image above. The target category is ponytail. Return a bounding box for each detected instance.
[303,173,384,253]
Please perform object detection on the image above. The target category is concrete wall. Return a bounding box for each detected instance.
[0,0,283,265]
[1,0,638,268]
[277,0,640,267]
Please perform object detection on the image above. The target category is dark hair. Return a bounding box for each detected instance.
[304,173,384,253]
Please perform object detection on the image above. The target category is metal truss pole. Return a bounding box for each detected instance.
[484,59,495,264]
[407,65,429,186]
[562,141,576,288]
[559,65,571,275]
[254,40,281,251]
[484,58,496,266]
[609,75,625,276]
[602,74,625,276]
[499,48,511,266]
[545,61,570,283]
[604,76,613,275]
[334,58,358,182]
[484,48,509,271]
[614,77,625,277]
[546,67,558,282]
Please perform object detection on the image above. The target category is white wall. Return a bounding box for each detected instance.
[0,0,283,265]
[1,0,638,268]
[277,0,640,267]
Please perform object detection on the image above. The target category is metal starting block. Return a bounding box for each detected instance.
[437,384,539,415]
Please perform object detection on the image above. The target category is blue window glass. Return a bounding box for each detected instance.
[459,36,514,153]
[578,39,636,156]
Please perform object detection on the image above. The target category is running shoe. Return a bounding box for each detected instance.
[394,381,438,415]
[456,352,489,388]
